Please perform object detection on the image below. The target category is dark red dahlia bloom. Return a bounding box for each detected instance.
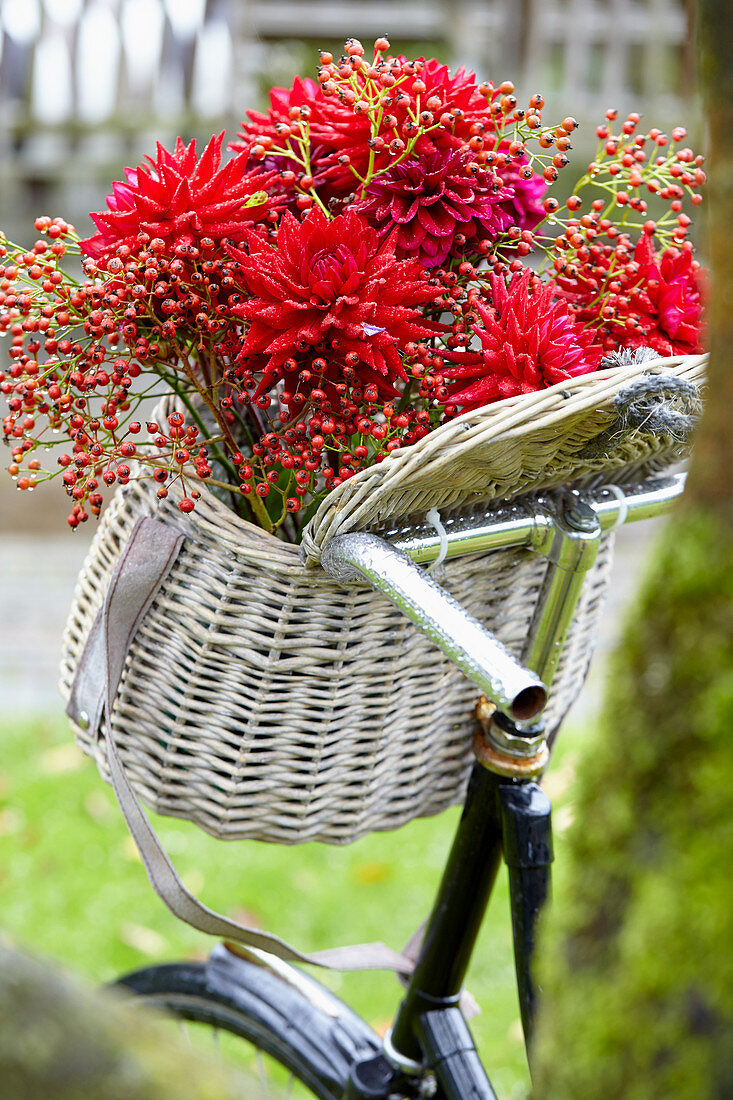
[235,60,499,203]
[351,149,513,267]
[81,134,274,261]
[231,208,442,392]
[442,271,604,411]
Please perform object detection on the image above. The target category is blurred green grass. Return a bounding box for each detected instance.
[0,712,581,1099]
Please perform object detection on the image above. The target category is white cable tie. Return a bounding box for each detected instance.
[604,484,629,530]
[426,507,449,573]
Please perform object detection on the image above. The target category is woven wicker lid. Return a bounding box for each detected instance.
[299,353,707,565]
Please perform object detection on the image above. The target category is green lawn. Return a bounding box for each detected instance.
[0,711,581,1099]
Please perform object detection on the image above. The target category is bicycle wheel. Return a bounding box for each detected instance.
[114,942,383,1099]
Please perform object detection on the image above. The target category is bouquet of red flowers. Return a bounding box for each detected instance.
[0,36,706,536]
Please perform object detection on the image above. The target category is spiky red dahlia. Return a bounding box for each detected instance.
[351,149,513,267]
[442,270,604,411]
[231,208,442,392]
[234,77,370,200]
[81,134,274,262]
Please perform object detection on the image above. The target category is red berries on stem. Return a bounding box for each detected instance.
[0,40,706,536]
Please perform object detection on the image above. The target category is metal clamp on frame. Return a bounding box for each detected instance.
[473,699,548,779]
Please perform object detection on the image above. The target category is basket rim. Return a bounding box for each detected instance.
[299,351,706,559]
[152,352,706,561]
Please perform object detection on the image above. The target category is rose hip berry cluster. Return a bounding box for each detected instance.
[0,38,706,536]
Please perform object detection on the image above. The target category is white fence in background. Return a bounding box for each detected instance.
[0,0,697,136]
[0,0,698,230]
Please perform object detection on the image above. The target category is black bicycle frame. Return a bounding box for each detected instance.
[344,740,553,1100]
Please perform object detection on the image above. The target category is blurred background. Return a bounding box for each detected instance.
[0,0,702,711]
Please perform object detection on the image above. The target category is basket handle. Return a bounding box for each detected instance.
[66,516,426,977]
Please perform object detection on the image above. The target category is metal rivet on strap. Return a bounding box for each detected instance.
[77,709,90,730]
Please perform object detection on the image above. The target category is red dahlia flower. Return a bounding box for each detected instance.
[235,60,499,203]
[231,208,442,392]
[351,149,513,267]
[81,134,273,262]
[555,235,705,356]
[234,77,370,200]
[409,59,497,153]
[442,271,604,411]
[622,236,705,355]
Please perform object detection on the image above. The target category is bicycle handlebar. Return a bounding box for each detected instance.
[381,472,686,564]
[321,533,548,723]
[320,473,686,724]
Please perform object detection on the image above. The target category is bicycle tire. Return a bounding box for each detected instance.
[114,942,383,1099]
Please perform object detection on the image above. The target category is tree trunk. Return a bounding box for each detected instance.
[531,2,733,1096]
[0,940,265,1100]
[685,1,733,518]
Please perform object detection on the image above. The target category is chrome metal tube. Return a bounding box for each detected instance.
[381,473,686,565]
[521,497,602,687]
[321,533,547,723]
[591,472,686,531]
[383,502,541,565]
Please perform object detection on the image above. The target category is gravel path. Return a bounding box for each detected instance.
[0,520,663,720]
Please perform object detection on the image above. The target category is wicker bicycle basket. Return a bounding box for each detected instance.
[59,353,706,845]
